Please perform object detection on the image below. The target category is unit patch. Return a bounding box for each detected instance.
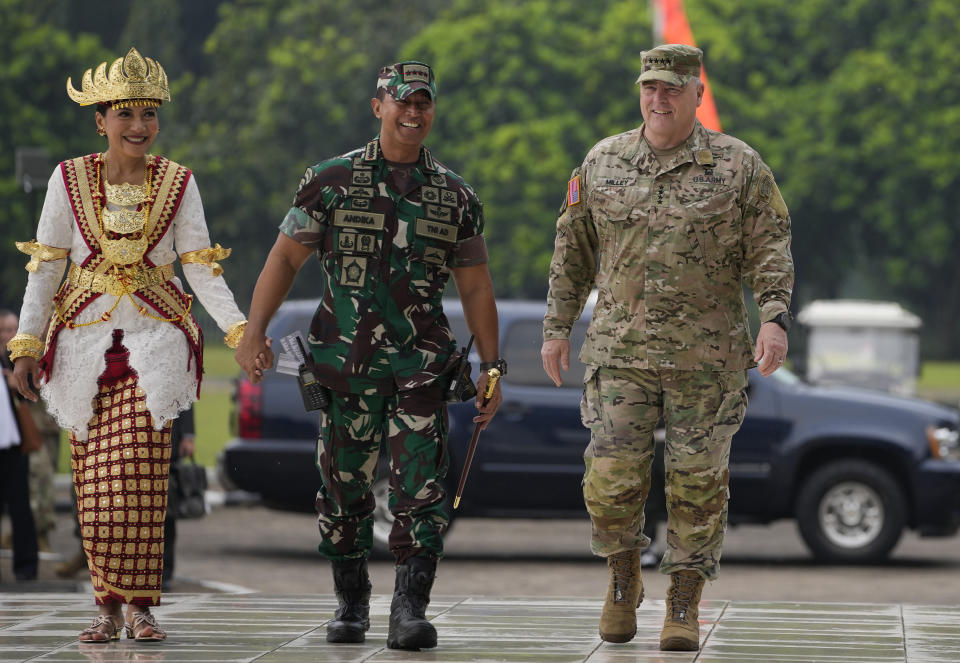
[337,231,376,254]
[340,256,367,286]
[430,174,446,187]
[567,175,581,206]
[416,218,457,243]
[332,209,385,230]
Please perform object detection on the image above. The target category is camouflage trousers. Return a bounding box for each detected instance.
[581,366,748,580]
[314,383,449,563]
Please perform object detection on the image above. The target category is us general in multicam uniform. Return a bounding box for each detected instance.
[544,120,794,579]
[280,138,487,562]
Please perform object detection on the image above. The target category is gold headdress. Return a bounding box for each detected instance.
[66,47,170,108]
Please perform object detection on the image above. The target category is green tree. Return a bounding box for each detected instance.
[692,0,960,356]
[178,0,444,307]
[0,0,108,310]
[404,0,653,297]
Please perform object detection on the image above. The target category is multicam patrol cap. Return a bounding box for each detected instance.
[376,61,437,101]
[636,44,703,87]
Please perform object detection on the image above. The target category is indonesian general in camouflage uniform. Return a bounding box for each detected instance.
[236,61,502,651]
[541,45,793,651]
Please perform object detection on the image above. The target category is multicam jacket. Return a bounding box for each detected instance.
[544,121,794,371]
[280,138,487,395]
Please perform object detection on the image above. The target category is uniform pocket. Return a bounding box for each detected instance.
[710,370,748,441]
[684,188,739,269]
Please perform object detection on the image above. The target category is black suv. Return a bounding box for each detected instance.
[220,298,960,563]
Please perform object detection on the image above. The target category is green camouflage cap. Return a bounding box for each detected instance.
[636,44,702,86]
[377,60,437,101]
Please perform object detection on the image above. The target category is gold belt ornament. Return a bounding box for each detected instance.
[68,262,174,296]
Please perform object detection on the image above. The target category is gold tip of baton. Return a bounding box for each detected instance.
[453,367,502,512]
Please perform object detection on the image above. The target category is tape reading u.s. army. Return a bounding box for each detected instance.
[416,218,457,243]
[332,209,385,230]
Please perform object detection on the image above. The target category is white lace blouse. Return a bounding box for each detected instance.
[16,165,246,439]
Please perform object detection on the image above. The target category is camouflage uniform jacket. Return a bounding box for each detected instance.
[544,121,794,371]
[280,138,487,395]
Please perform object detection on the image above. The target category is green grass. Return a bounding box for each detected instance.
[917,362,960,389]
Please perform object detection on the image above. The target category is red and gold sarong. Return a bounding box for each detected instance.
[70,330,171,606]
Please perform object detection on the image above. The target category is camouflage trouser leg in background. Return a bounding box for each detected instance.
[581,366,748,580]
[28,445,57,537]
[314,383,449,563]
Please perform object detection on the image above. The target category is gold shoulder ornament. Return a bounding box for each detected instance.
[16,240,70,272]
[180,244,232,277]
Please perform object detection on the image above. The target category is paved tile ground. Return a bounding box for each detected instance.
[1,593,958,663]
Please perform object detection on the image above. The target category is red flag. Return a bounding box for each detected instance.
[652,0,722,132]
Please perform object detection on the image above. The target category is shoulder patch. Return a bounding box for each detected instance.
[567,175,581,206]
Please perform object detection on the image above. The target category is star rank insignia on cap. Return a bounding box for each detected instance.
[567,175,581,206]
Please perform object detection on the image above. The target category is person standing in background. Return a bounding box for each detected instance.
[0,308,39,582]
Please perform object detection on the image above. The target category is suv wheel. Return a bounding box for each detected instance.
[796,460,906,563]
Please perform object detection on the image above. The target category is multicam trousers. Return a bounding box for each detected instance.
[581,366,748,580]
[314,382,449,563]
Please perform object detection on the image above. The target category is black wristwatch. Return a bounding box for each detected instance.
[479,358,508,376]
[767,311,792,332]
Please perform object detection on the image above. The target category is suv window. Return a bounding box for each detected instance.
[503,319,588,388]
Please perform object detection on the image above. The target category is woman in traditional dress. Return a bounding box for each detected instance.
[6,47,247,643]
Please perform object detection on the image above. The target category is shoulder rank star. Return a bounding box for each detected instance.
[567,175,581,206]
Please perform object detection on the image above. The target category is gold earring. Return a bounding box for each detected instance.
[97,128,106,136]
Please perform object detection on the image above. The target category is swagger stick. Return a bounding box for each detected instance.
[453,368,501,509]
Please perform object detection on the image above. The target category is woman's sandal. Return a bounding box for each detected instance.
[125,611,166,642]
[78,615,121,643]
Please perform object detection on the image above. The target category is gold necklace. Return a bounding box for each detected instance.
[96,154,153,266]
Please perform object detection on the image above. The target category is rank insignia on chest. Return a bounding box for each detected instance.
[567,175,581,206]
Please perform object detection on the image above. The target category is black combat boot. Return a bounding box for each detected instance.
[386,556,438,650]
[326,557,371,643]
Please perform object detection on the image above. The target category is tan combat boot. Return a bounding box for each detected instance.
[659,569,705,651]
[598,549,643,643]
